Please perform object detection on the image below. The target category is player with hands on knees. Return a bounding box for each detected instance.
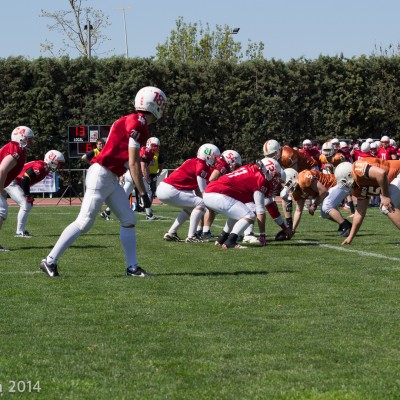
[335,159,400,245]
[0,126,34,251]
[5,150,64,238]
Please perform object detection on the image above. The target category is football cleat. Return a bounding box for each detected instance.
[100,211,111,220]
[275,230,288,241]
[40,259,60,278]
[221,242,248,249]
[0,245,10,252]
[126,266,154,277]
[146,215,159,220]
[14,230,32,238]
[201,231,215,239]
[242,233,259,243]
[185,235,204,243]
[163,232,181,242]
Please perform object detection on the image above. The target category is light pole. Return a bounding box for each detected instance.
[84,17,93,58]
[116,8,130,58]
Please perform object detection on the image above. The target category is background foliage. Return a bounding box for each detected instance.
[1,55,400,168]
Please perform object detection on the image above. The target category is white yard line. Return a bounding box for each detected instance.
[296,239,400,263]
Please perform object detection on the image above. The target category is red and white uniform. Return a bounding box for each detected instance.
[0,141,26,220]
[156,158,213,239]
[212,156,230,176]
[377,146,397,160]
[45,112,150,268]
[5,160,51,235]
[203,164,273,223]
[352,148,372,160]
[299,147,321,167]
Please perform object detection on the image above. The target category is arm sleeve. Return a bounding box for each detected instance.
[20,167,36,196]
[197,176,207,193]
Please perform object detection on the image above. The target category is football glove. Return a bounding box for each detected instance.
[139,193,151,209]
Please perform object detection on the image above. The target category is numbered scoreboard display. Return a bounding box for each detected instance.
[68,125,111,158]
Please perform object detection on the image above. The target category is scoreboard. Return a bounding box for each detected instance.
[68,125,111,158]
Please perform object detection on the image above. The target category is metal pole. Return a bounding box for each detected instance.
[122,9,129,58]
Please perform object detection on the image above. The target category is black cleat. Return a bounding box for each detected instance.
[126,266,154,277]
[40,259,60,277]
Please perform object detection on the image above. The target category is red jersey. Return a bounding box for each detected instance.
[351,158,400,198]
[299,147,321,165]
[280,146,318,171]
[163,158,212,191]
[205,164,274,203]
[140,146,156,166]
[212,156,230,175]
[377,146,397,160]
[92,112,150,176]
[352,148,373,160]
[16,160,50,186]
[0,141,26,188]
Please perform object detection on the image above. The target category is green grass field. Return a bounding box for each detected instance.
[0,203,399,399]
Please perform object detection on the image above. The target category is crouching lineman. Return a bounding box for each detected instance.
[5,150,65,237]
[157,143,220,243]
[280,167,352,236]
[335,159,400,245]
[203,159,293,249]
[242,157,293,243]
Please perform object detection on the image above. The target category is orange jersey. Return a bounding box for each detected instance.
[319,152,346,174]
[352,158,400,198]
[280,146,318,172]
[292,169,336,201]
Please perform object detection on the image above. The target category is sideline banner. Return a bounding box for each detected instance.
[30,173,58,193]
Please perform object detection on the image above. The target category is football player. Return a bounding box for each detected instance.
[263,139,319,230]
[157,143,220,243]
[0,126,34,251]
[40,86,167,277]
[378,135,398,160]
[203,160,280,249]
[198,149,242,239]
[5,150,64,238]
[336,159,400,245]
[280,167,352,236]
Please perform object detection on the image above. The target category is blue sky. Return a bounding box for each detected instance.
[2,0,400,60]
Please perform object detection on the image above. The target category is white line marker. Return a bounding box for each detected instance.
[296,240,400,262]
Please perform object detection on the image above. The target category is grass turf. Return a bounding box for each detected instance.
[0,204,399,399]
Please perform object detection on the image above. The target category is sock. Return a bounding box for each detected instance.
[231,219,251,236]
[188,208,205,237]
[47,221,82,264]
[169,210,190,233]
[120,226,137,268]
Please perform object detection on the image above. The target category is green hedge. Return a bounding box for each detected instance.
[1,55,400,168]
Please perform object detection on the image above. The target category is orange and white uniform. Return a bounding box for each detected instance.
[280,146,318,172]
[292,170,336,201]
[319,152,346,174]
[352,158,400,201]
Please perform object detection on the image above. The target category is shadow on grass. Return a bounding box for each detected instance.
[156,270,298,277]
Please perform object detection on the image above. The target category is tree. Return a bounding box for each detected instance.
[156,16,264,63]
[40,0,111,57]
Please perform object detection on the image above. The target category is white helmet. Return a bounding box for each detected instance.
[283,168,298,191]
[366,138,374,143]
[197,143,220,167]
[134,86,167,120]
[302,139,312,149]
[390,139,396,147]
[11,126,34,147]
[381,135,390,143]
[331,138,340,145]
[370,142,378,155]
[263,139,282,160]
[334,162,354,188]
[261,157,283,180]
[340,141,348,149]
[44,150,65,172]
[222,150,242,171]
[321,141,334,157]
[360,142,370,152]
[146,137,160,150]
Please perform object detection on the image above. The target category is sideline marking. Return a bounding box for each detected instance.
[296,240,400,262]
